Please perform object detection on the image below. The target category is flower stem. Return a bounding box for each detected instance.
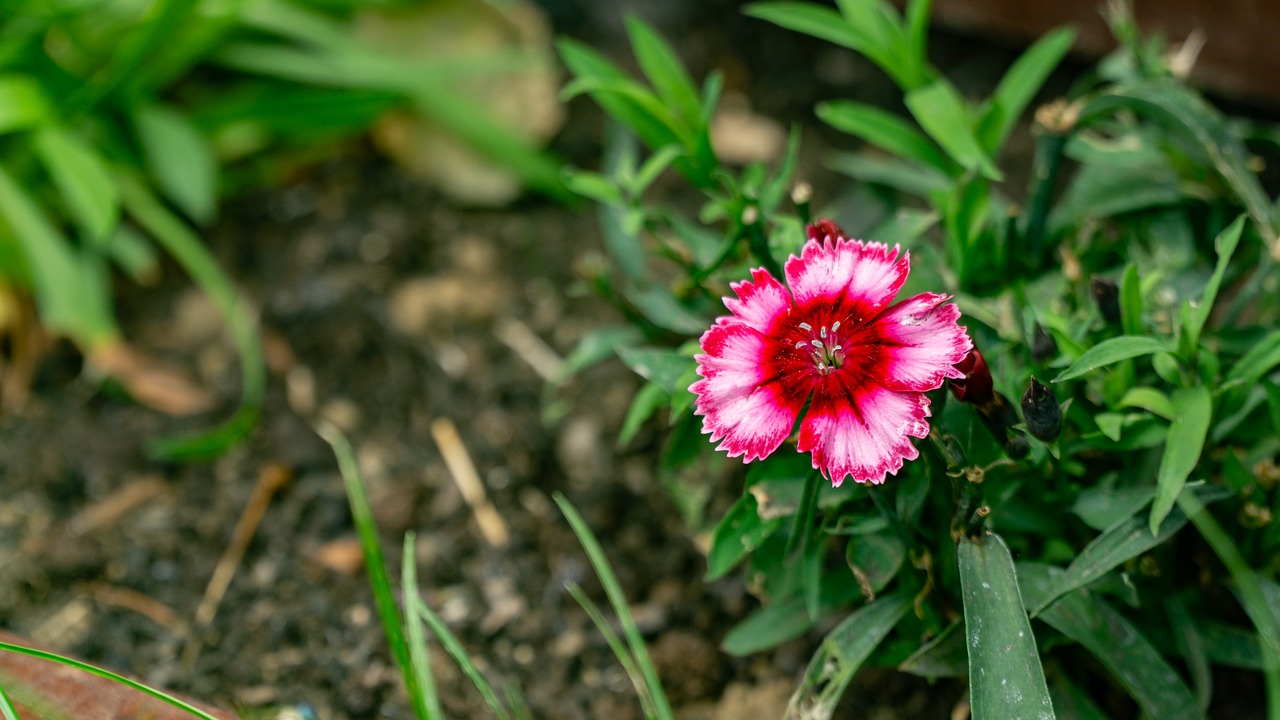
[785,469,822,557]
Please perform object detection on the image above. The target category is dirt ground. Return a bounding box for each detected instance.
[0,3,1105,719]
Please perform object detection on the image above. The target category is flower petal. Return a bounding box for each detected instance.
[691,320,807,461]
[798,376,931,486]
[855,293,973,392]
[785,237,910,325]
[723,267,792,334]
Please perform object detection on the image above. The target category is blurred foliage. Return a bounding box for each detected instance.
[559,2,1280,717]
[0,0,563,458]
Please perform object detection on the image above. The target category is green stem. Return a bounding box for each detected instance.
[785,469,822,557]
[1023,129,1068,267]
[1177,491,1280,720]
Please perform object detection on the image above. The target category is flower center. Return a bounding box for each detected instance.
[794,321,845,375]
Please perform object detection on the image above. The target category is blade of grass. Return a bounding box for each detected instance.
[0,681,19,720]
[411,597,512,720]
[0,642,219,720]
[565,581,657,719]
[401,533,443,720]
[317,424,428,719]
[554,493,675,720]
[117,176,265,460]
[1177,491,1280,719]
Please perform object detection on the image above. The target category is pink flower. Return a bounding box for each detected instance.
[690,219,972,486]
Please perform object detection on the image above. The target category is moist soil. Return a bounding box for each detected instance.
[0,4,1179,719]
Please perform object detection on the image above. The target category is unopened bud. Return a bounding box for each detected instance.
[1021,377,1062,441]
[949,348,994,407]
[1031,325,1057,363]
[1090,276,1120,323]
[806,217,845,243]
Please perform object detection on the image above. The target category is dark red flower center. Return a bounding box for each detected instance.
[792,320,848,375]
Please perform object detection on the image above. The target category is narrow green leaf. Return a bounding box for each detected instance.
[0,165,117,347]
[901,0,933,89]
[551,326,643,385]
[816,100,951,173]
[959,533,1055,720]
[1053,335,1169,382]
[1119,263,1143,336]
[1183,216,1245,354]
[905,80,1003,181]
[1071,486,1155,530]
[0,679,19,720]
[626,17,703,129]
[828,151,951,197]
[618,382,669,448]
[785,593,911,718]
[1048,674,1110,720]
[1032,501,1190,617]
[1150,386,1212,534]
[706,492,785,580]
[33,127,120,243]
[564,582,657,720]
[1078,81,1277,242]
[1178,492,1280,718]
[0,74,51,134]
[983,27,1075,152]
[722,596,811,655]
[318,426,424,713]
[1165,598,1212,714]
[1019,565,1203,720]
[745,3,895,78]
[1224,330,1280,388]
[555,494,675,720]
[118,177,264,460]
[617,347,698,400]
[400,534,443,720]
[899,620,967,678]
[135,105,218,225]
[1117,386,1175,420]
[561,168,623,205]
[413,597,512,719]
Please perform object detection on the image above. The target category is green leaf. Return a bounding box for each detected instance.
[1019,564,1203,720]
[118,177,263,461]
[1071,486,1155,531]
[981,27,1075,153]
[561,168,622,205]
[618,381,670,448]
[1078,81,1277,243]
[0,165,117,347]
[626,17,703,129]
[33,126,120,243]
[0,74,51,134]
[1150,386,1212,534]
[845,528,906,595]
[1165,598,1212,714]
[1053,335,1170,382]
[616,346,698,402]
[1225,330,1280,388]
[899,620,967,678]
[816,100,951,173]
[905,79,1003,181]
[745,3,903,86]
[1119,262,1143,336]
[134,105,218,225]
[1031,501,1190,617]
[722,596,811,656]
[1117,386,1175,420]
[1182,216,1245,355]
[901,0,933,90]
[400,535,444,720]
[785,593,911,718]
[706,491,785,580]
[625,286,709,334]
[552,326,643,385]
[959,533,1056,720]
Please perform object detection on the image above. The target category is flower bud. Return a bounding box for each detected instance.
[806,217,846,243]
[1090,276,1120,323]
[949,348,994,407]
[1021,376,1062,441]
[1031,324,1057,363]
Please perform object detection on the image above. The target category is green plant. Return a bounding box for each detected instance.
[558,5,1280,718]
[0,0,563,459]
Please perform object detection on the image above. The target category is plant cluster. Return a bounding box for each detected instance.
[558,1,1280,717]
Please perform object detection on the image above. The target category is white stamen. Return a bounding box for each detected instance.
[798,322,812,332]
[820,326,828,339]
[795,341,807,350]
[811,340,824,350]
[831,321,841,332]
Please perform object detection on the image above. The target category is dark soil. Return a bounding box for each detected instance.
[0,4,1097,719]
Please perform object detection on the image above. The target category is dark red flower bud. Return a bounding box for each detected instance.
[806,217,846,243]
[1090,276,1120,323]
[949,348,994,407]
[1021,377,1062,441]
